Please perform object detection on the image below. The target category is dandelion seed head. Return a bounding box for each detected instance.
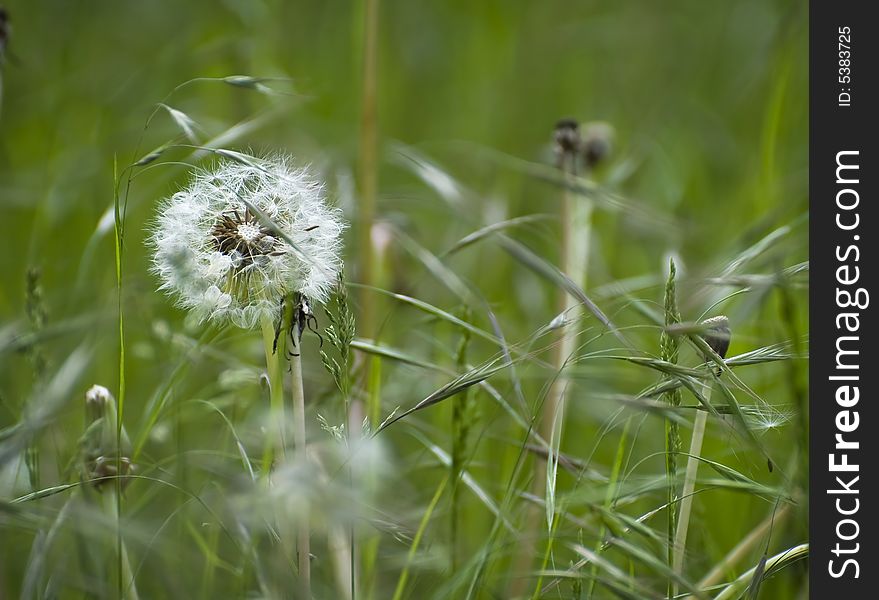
[149,154,346,329]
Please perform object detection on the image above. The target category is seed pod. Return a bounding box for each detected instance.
[581,122,614,169]
[700,315,731,361]
[553,118,581,164]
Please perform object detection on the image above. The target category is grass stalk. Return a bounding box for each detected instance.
[712,544,808,600]
[584,415,632,599]
[358,0,381,425]
[358,4,381,593]
[103,488,140,600]
[689,502,792,596]
[660,259,683,599]
[673,381,712,585]
[392,475,449,600]
[451,308,473,571]
[113,156,129,600]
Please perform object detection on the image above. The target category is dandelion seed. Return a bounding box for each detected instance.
[149,154,346,328]
[744,403,793,433]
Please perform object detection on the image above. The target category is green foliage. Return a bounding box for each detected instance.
[0,1,808,598]
[319,275,356,403]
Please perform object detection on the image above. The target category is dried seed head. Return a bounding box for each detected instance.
[700,315,731,360]
[581,122,614,169]
[554,118,582,159]
[149,154,346,328]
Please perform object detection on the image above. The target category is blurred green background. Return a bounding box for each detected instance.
[1,1,807,598]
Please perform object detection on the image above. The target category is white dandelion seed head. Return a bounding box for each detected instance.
[149,154,346,329]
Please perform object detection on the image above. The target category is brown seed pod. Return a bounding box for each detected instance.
[581,122,614,169]
[700,315,731,362]
[553,118,582,161]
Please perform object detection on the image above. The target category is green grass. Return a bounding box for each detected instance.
[1,1,807,598]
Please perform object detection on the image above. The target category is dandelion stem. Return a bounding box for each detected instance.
[260,311,290,471]
[673,381,712,585]
[289,313,311,597]
[513,129,591,597]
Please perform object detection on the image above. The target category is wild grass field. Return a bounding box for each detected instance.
[0,1,808,598]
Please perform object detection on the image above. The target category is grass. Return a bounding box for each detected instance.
[1,1,807,598]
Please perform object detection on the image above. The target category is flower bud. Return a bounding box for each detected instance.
[81,384,134,490]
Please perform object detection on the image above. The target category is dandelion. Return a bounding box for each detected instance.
[149,153,345,596]
[149,154,345,329]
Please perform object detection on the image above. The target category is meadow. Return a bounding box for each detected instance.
[0,1,808,598]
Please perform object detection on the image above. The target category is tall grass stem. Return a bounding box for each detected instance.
[660,259,682,599]
[103,489,140,600]
[673,382,712,584]
[392,475,449,600]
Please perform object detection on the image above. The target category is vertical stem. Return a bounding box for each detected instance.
[358,0,381,426]
[584,414,632,599]
[290,321,311,597]
[660,259,682,599]
[261,311,290,472]
[103,488,140,600]
[673,382,712,586]
[543,158,592,492]
[358,0,379,285]
[450,310,472,572]
[392,475,449,600]
[112,156,129,600]
[358,3,380,595]
[690,502,792,596]
[513,151,592,597]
